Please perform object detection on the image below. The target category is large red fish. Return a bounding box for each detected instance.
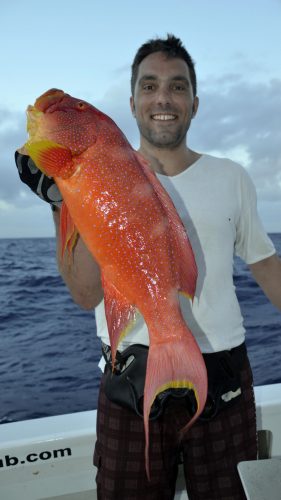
[20,89,207,477]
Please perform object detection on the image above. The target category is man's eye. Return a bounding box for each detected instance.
[173,84,186,91]
[143,84,154,91]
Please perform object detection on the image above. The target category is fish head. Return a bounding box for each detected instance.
[26,88,102,156]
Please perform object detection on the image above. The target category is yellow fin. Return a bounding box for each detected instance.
[25,140,74,178]
[142,336,207,479]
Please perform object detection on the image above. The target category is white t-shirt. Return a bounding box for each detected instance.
[95,154,275,353]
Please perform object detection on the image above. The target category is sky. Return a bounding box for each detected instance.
[0,0,280,238]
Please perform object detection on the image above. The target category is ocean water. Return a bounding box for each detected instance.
[0,235,280,424]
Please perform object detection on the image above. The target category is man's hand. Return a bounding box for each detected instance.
[250,254,281,310]
[15,151,62,208]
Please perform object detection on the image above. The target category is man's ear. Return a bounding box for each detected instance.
[192,96,199,118]
[130,96,136,116]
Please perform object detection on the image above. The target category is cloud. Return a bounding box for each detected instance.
[112,64,131,77]
[0,75,280,236]
[94,74,281,210]
[93,79,139,147]
[0,108,33,204]
[189,75,281,205]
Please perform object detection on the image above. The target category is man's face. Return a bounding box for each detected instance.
[130,52,198,150]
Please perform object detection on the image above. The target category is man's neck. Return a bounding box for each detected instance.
[138,142,201,177]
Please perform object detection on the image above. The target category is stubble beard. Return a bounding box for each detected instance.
[137,118,191,150]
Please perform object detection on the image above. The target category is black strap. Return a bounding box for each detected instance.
[200,343,247,420]
[101,342,247,421]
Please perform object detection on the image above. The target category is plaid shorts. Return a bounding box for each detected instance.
[94,354,257,500]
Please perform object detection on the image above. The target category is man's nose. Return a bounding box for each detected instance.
[155,86,172,105]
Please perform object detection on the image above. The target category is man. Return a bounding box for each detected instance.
[16,35,281,499]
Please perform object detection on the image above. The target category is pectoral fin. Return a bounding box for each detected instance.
[25,140,74,179]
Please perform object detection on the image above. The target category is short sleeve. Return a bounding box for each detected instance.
[235,168,276,264]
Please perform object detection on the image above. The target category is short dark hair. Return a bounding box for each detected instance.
[131,34,197,97]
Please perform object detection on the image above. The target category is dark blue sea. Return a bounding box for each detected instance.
[0,235,280,425]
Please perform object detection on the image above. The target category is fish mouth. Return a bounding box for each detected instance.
[26,89,66,137]
[34,88,66,113]
[151,113,177,121]
[26,105,43,136]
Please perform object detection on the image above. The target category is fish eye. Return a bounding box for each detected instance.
[77,101,86,110]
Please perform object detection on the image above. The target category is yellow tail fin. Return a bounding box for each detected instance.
[143,334,207,479]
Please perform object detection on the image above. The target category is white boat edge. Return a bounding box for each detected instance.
[0,383,281,500]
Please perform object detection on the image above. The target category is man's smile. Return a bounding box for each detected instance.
[151,113,177,121]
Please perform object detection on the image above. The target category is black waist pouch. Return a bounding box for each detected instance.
[103,344,148,416]
[199,342,246,420]
[102,342,247,421]
[102,343,184,419]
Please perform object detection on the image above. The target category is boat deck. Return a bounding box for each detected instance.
[0,384,280,499]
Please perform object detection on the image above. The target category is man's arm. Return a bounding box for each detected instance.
[249,253,281,310]
[53,208,103,309]
[14,152,103,308]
